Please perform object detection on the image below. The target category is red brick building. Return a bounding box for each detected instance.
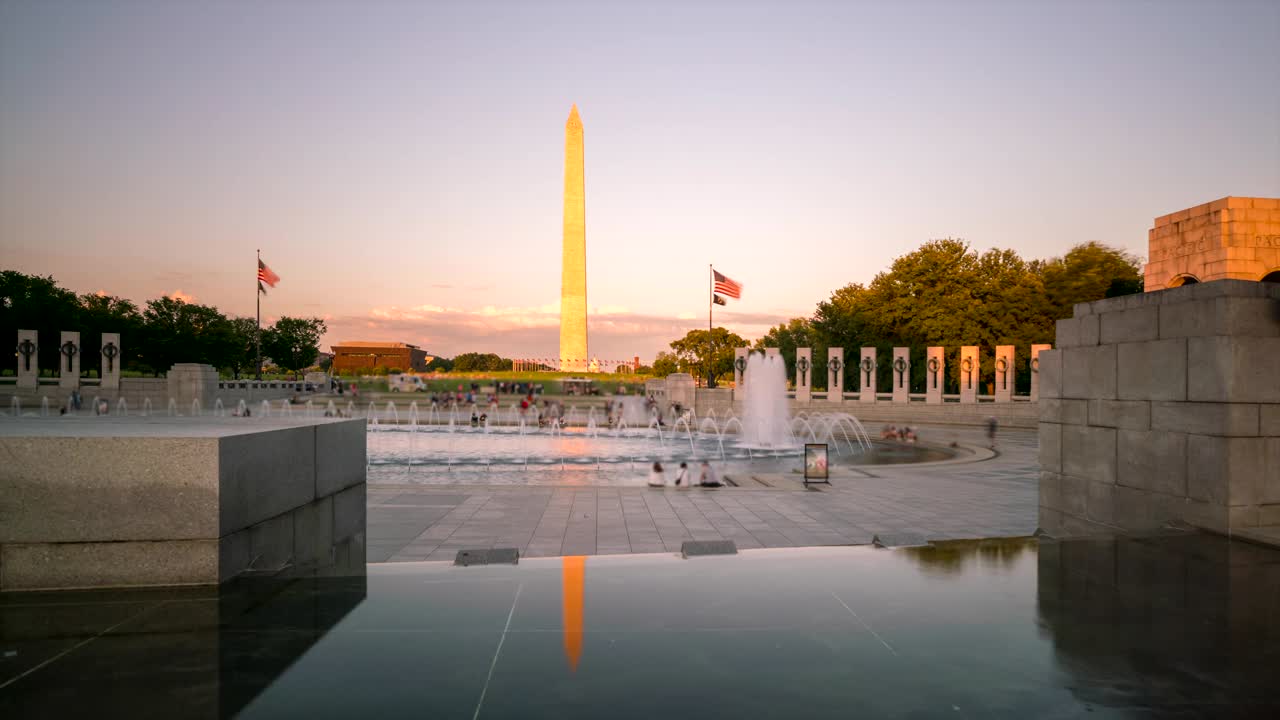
[331,342,431,373]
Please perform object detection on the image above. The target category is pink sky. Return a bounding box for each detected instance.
[2,1,1277,362]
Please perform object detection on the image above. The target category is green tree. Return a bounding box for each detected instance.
[77,292,143,376]
[139,296,234,375]
[754,317,825,388]
[668,327,746,387]
[425,356,454,372]
[650,351,679,377]
[452,352,511,372]
[261,316,327,377]
[1041,242,1144,318]
[222,317,259,379]
[0,271,82,375]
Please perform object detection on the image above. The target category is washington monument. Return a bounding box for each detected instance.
[560,104,587,371]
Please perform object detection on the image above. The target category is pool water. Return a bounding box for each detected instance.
[3,533,1277,718]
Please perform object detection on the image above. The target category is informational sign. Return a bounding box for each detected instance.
[804,443,829,484]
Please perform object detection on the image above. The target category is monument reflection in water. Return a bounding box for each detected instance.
[4,533,1278,718]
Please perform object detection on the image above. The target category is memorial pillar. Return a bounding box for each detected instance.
[59,331,81,390]
[925,346,944,404]
[795,347,812,403]
[994,345,1015,402]
[859,347,877,403]
[764,347,780,361]
[891,347,910,403]
[827,347,844,404]
[100,332,122,390]
[959,345,980,404]
[1029,343,1052,401]
[733,347,749,389]
[16,329,38,389]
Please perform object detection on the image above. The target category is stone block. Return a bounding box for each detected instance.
[1039,424,1062,474]
[316,420,366,497]
[0,436,221,543]
[1152,402,1259,436]
[293,495,334,565]
[219,526,252,582]
[1188,336,1280,403]
[1040,398,1088,425]
[1086,481,1117,526]
[248,510,295,571]
[1117,429,1186,496]
[219,425,316,535]
[1039,470,1062,511]
[1229,505,1259,529]
[1,539,217,591]
[1263,405,1280,436]
[1061,345,1116,400]
[1061,424,1117,484]
[1117,338,1187,402]
[1159,296,1280,338]
[1187,435,1274,506]
[890,347,909,403]
[1088,400,1151,430]
[1260,437,1280,505]
[1259,504,1280,527]
[1055,315,1099,348]
[333,482,367,542]
[1061,474,1089,516]
[1038,349,1062,399]
[58,330,81,390]
[795,347,813,403]
[1112,485,1178,531]
[1099,306,1159,345]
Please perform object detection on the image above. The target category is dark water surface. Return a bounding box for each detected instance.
[3,534,1278,719]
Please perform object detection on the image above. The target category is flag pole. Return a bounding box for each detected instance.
[256,248,262,381]
[708,263,714,389]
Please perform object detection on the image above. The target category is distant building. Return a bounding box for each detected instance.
[331,342,432,373]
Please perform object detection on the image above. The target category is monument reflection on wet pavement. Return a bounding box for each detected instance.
[3,533,1278,718]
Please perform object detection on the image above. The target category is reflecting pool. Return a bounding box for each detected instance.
[3,533,1278,718]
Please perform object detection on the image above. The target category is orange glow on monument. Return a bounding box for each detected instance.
[559,105,588,372]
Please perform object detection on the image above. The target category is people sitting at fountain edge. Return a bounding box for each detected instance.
[648,461,666,488]
[470,411,479,427]
[674,462,689,488]
[881,425,897,440]
[699,461,723,488]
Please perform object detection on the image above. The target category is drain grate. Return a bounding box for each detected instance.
[454,548,520,566]
[681,540,738,558]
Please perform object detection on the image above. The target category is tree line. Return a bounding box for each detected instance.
[0,270,325,378]
[658,240,1143,389]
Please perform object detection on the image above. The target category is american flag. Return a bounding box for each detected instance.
[258,259,280,295]
[713,270,742,299]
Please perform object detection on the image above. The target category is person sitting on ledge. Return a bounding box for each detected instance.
[698,461,723,488]
[674,461,690,488]
[881,425,897,440]
[470,411,479,427]
[648,461,666,488]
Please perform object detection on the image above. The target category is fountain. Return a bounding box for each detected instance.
[740,351,791,448]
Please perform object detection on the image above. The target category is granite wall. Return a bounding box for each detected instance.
[1038,280,1280,538]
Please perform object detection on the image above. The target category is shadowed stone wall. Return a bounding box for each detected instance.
[1039,280,1280,538]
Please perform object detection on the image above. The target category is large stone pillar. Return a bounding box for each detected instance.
[58,331,81,390]
[959,346,980,404]
[764,347,780,361]
[16,329,38,389]
[1029,343,1052,401]
[858,347,876,403]
[559,105,588,371]
[100,333,122,390]
[925,346,944,404]
[795,347,812,403]
[168,363,219,409]
[733,347,749,388]
[891,347,910,403]
[994,345,1016,402]
[827,347,844,403]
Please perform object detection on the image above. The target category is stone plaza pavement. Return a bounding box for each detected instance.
[367,425,1039,563]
